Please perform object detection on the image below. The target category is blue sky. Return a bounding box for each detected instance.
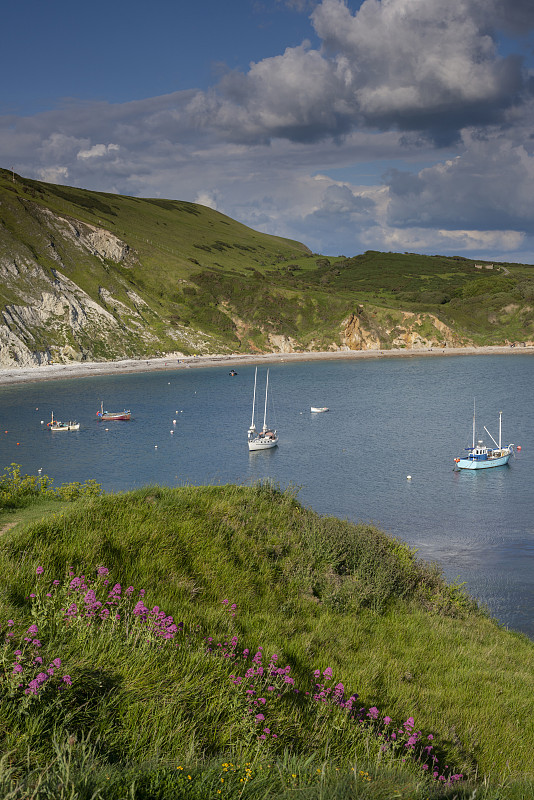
[2,0,534,261]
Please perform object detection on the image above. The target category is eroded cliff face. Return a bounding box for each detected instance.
[0,210,186,367]
[342,312,382,350]
[41,209,134,265]
[342,308,462,351]
[0,263,148,366]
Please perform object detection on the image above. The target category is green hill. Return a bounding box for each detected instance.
[1,167,534,368]
[1,468,533,799]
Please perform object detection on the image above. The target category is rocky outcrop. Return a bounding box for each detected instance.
[0,251,170,366]
[342,308,462,351]
[342,311,382,350]
[0,198,191,366]
[41,208,134,265]
[267,333,300,352]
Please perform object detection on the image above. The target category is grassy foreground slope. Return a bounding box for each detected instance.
[1,472,533,799]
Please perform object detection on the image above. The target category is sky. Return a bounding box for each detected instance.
[2,0,534,261]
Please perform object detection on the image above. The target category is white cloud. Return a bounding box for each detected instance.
[36,165,70,184]
[204,0,527,144]
[378,226,525,254]
[194,190,219,210]
[312,0,521,122]
[77,143,119,160]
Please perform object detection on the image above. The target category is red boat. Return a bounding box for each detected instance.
[96,402,131,421]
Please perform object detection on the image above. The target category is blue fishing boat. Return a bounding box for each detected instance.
[454,402,513,470]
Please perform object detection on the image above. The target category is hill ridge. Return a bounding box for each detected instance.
[1,168,533,367]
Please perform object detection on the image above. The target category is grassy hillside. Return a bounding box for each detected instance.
[2,167,534,366]
[0,167,311,360]
[297,250,534,346]
[1,467,533,799]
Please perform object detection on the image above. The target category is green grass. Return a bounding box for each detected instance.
[0,467,533,798]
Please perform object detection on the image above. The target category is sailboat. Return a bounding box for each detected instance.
[247,368,278,451]
[454,400,513,469]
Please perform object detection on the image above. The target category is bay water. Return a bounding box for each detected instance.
[1,353,533,638]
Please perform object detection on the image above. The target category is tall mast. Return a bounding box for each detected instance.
[251,367,257,429]
[499,411,502,449]
[472,398,476,448]
[263,370,269,431]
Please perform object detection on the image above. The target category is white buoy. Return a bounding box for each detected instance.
[155,445,158,448]
[407,475,412,480]
[173,420,176,425]
[41,420,44,424]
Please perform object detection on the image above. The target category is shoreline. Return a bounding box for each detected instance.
[0,344,533,386]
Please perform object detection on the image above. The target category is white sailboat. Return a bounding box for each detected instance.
[248,368,278,451]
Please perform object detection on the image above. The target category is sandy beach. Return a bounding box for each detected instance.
[0,345,533,386]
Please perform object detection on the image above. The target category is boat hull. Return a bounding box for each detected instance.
[248,437,278,451]
[50,423,80,431]
[98,412,131,421]
[456,454,510,469]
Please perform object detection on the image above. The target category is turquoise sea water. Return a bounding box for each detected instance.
[1,353,533,638]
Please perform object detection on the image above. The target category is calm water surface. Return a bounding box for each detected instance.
[1,354,533,637]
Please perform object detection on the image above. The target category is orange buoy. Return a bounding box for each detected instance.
[517,445,522,451]
[454,458,460,463]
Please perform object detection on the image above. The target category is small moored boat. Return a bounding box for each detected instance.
[96,402,131,421]
[454,402,513,470]
[311,406,329,413]
[47,412,80,431]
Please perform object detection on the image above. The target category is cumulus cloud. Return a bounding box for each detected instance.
[2,0,534,260]
[205,0,529,145]
[317,0,524,136]
[77,143,119,160]
[385,131,534,234]
[194,190,219,210]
